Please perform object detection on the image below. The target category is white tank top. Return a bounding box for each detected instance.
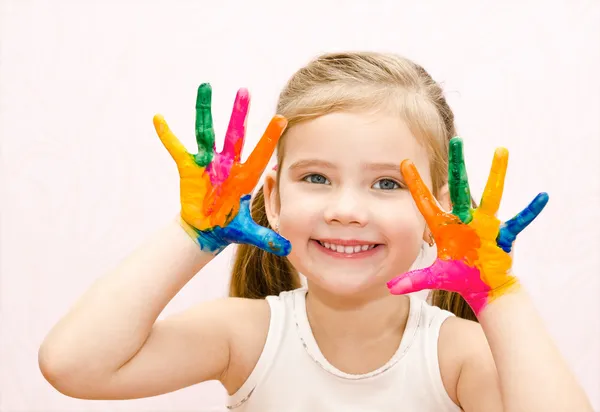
[226,288,461,411]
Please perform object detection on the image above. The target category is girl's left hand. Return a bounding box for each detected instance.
[387,138,549,316]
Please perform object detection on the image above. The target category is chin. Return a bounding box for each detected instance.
[286,236,420,298]
[301,263,393,299]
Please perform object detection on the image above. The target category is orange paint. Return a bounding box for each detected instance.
[391,159,519,314]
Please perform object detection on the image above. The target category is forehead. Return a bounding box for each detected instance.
[282,111,430,170]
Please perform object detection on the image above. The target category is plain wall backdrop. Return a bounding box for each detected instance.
[1,0,599,411]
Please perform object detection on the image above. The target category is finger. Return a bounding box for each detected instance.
[497,192,549,253]
[401,160,446,230]
[237,115,287,193]
[153,114,191,166]
[448,137,473,224]
[194,83,216,167]
[221,88,250,163]
[219,195,292,256]
[479,147,509,216]
[387,262,443,295]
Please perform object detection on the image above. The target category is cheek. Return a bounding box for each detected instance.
[276,184,322,236]
[375,196,425,237]
[375,199,426,269]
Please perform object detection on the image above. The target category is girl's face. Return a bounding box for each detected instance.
[264,111,438,298]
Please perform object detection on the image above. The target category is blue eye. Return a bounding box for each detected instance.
[303,174,330,185]
[373,178,400,190]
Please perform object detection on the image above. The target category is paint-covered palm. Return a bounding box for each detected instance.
[153,83,291,255]
[387,138,549,315]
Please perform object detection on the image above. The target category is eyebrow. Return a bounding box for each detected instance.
[287,159,336,170]
[364,162,402,172]
[287,159,402,173]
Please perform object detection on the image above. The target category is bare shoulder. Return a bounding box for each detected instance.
[438,316,502,410]
[218,297,272,395]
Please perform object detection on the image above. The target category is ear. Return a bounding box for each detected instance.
[262,170,280,229]
[422,182,452,243]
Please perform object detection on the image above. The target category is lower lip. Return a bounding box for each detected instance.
[311,240,382,259]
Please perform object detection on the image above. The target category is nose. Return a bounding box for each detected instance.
[323,187,369,227]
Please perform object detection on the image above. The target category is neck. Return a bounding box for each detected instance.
[304,281,410,345]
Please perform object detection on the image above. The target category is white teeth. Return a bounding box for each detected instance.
[318,241,377,254]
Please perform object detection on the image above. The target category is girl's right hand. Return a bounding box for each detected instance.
[153,83,291,256]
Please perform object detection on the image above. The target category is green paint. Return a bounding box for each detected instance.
[194,83,215,167]
[449,137,473,224]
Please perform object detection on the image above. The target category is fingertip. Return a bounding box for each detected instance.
[537,192,550,204]
[153,114,166,131]
[494,147,509,162]
[276,240,293,256]
[272,115,288,130]
[449,136,463,148]
[196,83,212,106]
[233,88,251,114]
[267,235,292,256]
[531,192,550,213]
[236,87,250,101]
[400,159,414,174]
[387,277,412,295]
[401,160,422,185]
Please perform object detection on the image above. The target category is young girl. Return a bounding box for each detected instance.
[39,52,592,411]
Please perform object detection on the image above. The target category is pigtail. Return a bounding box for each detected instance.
[229,186,301,299]
[428,290,478,322]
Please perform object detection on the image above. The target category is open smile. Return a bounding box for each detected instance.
[311,239,383,258]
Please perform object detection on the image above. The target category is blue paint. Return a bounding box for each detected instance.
[497,192,549,253]
[192,195,292,256]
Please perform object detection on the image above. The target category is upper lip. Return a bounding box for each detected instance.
[315,238,380,246]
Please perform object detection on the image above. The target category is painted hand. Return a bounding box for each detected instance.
[153,83,291,256]
[387,138,549,315]
[448,138,550,254]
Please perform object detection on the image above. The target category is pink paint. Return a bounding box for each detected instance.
[387,258,491,314]
[206,154,234,187]
[223,88,249,162]
[206,89,250,187]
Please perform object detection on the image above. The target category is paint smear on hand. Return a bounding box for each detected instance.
[387,139,547,316]
[153,83,290,255]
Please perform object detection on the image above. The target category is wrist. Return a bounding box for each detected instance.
[177,215,229,255]
[465,277,522,317]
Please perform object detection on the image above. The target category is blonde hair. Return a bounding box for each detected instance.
[230,51,477,321]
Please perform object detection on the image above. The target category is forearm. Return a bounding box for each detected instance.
[478,287,592,411]
[39,218,216,377]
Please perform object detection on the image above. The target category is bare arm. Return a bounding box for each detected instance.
[469,288,593,411]
[391,140,592,411]
[38,84,288,399]
[439,317,504,411]
[38,219,235,399]
[447,291,592,412]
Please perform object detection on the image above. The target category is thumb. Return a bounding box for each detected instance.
[218,195,292,256]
